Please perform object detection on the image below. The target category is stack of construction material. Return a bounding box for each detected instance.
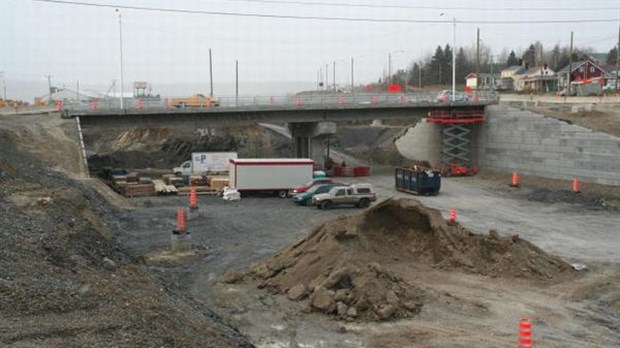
[122,182,156,197]
[189,175,206,186]
[125,172,140,183]
[207,175,229,186]
[210,178,229,192]
[152,179,178,195]
[162,174,185,187]
[177,186,218,195]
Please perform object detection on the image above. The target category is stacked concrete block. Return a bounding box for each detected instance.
[478,105,620,186]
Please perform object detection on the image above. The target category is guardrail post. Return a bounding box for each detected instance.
[270,96,274,107]
[91,99,98,111]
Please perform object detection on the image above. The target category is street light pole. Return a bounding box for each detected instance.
[116,9,125,109]
[333,61,336,92]
[452,17,456,101]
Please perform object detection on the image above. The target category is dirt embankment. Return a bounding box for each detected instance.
[233,198,575,322]
[85,125,291,173]
[0,131,253,347]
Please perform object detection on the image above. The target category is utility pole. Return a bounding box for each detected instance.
[115,9,124,109]
[209,48,214,97]
[45,75,53,104]
[388,52,392,84]
[333,61,336,92]
[0,72,7,101]
[351,57,354,92]
[325,64,329,90]
[616,25,619,92]
[235,59,239,102]
[568,31,573,97]
[476,28,480,90]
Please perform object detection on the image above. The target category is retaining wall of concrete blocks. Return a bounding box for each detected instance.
[479,105,620,186]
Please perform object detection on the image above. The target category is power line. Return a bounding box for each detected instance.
[220,0,619,12]
[21,0,620,24]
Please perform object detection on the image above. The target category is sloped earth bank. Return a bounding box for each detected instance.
[241,198,575,322]
[0,132,253,347]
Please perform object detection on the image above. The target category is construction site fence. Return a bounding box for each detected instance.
[60,92,499,113]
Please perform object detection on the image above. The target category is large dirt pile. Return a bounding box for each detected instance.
[248,198,574,321]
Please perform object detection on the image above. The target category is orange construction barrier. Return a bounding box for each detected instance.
[176,209,186,232]
[572,177,580,193]
[189,188,198,209]
[449,208,457,223]
[518,317,533,348]
[511,172,520,187]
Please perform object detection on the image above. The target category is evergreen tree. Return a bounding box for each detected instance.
[522,44,537,68]
[430,46,444,85]
[443,44,453,85]
[506,50,519,67]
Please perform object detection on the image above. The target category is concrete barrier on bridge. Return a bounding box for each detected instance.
[478,105,620,186]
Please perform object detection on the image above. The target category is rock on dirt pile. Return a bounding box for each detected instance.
[246,198,575,321]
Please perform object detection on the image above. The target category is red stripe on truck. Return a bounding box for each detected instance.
[229,160,314,166]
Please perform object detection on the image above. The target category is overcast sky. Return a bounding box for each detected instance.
[1,0,619,100]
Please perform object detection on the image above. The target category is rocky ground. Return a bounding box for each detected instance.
[0,118,254,347]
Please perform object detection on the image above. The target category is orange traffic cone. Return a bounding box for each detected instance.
[449,208,457,223]
[518,317,533,348]
[189,188,198,209]
[572,177,580,193]
[176,209,186,232]
[511,172,520,187]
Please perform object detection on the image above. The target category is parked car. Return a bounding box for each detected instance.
[436,90,469,102]
[292,183,341,206]
[288,177,335,196]
[312,184,377,209]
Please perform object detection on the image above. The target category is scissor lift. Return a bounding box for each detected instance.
[426,108,485,176]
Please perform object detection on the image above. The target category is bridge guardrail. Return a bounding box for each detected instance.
[61,91,499,114]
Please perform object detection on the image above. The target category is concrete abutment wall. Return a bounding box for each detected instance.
[478,105,620,186]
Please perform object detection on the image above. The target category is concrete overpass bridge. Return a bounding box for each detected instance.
[63,92,497,169]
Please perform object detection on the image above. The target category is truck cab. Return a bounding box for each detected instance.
[312,184,376,209]
[173,161,192,176]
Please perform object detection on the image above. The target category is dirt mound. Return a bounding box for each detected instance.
[247,198,574,321]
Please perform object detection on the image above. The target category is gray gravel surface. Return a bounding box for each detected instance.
[0,134,254,347]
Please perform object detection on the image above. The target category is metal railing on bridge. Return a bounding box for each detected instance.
[60,92,498,114]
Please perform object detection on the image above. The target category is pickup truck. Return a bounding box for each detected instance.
[312,184,376,209]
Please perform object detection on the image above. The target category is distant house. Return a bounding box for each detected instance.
[557,59,608,89]
[499,65,527,90]
[521,65,557,93]
[464,72,500,90]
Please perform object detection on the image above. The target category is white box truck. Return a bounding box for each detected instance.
[173,152,237,176]
[229,158,314,198]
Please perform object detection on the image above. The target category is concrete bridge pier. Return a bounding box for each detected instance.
[288,122,336,168]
